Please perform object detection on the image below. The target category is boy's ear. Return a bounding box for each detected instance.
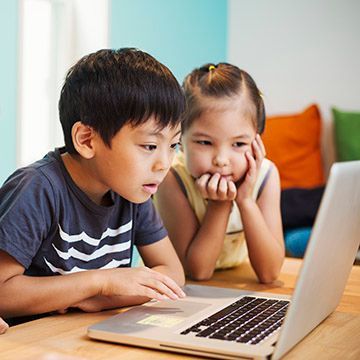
[71,121,95,159]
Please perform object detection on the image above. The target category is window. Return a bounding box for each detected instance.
[18,0,109,166]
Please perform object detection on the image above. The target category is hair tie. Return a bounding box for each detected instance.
[258,90,264,98]
[208,65,216,72]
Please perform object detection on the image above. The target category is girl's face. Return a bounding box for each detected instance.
[182,96,257,183]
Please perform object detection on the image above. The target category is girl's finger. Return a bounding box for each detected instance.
[256,134,266,157]
[196,174,211,198]
[252,139,263,168]
[207,173,220,198]
[218,177,228,200]
[227,181,237,200]
[246,151,257,179]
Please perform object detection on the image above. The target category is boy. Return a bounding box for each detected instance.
[0,317,8,334]
[0,48,186,322]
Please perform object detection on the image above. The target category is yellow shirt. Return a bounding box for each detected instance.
[167,152,273,269]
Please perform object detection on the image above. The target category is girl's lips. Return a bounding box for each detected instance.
[220,174,233,181]
[142,184,159,195]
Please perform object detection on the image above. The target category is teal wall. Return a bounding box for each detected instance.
[110,0,227,265]
[110,0,227,83]
[0,1,18,184]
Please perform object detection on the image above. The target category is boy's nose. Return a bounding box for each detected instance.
[153,152,172,172]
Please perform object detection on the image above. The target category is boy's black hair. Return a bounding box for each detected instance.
[59,48,185,154]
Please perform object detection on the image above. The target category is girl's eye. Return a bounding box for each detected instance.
[142,144,157,151]
[196,140,212,146]
[233,142,246,148]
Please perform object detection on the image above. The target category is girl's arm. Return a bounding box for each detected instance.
[237,165,285,283]
[156,171,233,280]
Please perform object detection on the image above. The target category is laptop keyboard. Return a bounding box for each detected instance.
[180,296,290,345]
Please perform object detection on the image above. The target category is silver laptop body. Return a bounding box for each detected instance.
[88,161,360,360]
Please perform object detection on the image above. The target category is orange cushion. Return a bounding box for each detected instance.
[262,104,325,189]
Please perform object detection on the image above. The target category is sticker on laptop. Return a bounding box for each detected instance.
[137,315,184,328]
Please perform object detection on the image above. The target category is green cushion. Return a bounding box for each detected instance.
[333,107,360,161]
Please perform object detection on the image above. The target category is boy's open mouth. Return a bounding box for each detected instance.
[142,183,159,195]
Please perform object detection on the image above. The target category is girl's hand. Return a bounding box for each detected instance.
[196,173,237,201]
[236,135,266,204]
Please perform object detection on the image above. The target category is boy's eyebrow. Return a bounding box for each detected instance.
[139,129,182,139]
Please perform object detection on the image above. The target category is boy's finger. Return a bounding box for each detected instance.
[142,287,170,301]
[147,278,180,300]
[161,277,186,299]
[144,269,186,299]
[154,272,186,298]
[0,320,9,334]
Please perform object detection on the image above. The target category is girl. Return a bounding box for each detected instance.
[155,63,284,283]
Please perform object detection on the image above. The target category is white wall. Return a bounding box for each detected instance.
[228,0,360,174]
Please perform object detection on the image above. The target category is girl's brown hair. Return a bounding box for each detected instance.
[182,62,265,133]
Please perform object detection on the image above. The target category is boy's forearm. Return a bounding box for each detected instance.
[73,295,150,312]
[0,270,101,318]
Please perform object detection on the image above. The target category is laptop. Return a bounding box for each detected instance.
[88,160,360,359]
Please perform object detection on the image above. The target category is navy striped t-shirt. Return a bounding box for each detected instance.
[0,148,167,276]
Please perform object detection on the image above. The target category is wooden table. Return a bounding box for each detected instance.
[1,258,360,360]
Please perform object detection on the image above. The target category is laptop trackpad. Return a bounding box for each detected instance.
[96,300,210,333]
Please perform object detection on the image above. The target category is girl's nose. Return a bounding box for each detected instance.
[213,154,229,167]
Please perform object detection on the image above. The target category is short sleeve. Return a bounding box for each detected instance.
[134,198,168,246]
[0,169,54,268]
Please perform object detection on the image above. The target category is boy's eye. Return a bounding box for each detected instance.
[142,144,157,151]
[196,140,212,146]
[170,142,181,151]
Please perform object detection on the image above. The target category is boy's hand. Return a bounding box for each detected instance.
[196,173,237,201]
[99,267,186,302]
[235,135,266,204]
[0,317,9,334]
[69,295,148,313]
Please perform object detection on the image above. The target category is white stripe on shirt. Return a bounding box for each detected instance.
[58,220,132,246]
[52,240,131,261]
[43,257,131,274]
